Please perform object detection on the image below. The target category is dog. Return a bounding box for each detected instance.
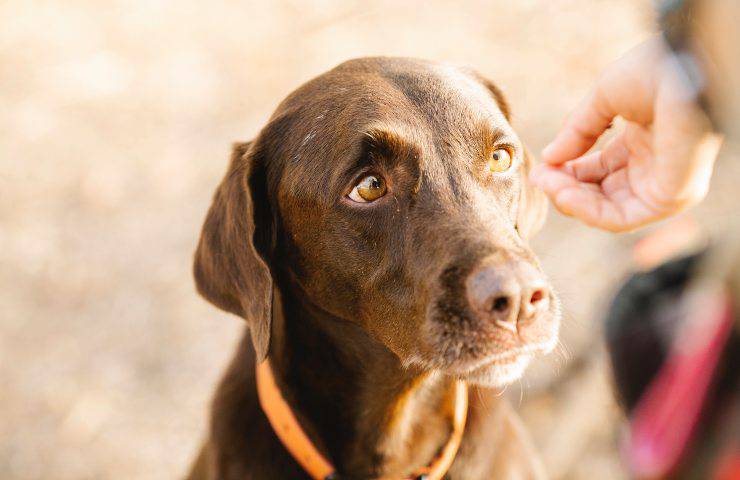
[186,57,560,480]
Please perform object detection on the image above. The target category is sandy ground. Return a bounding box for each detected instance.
[2,1,739,479]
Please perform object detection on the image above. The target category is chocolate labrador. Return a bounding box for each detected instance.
[187,57,560,480]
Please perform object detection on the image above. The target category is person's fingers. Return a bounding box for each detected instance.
[550,187,629,231]
[529,164,627,230]
[541,86,616,166]
[561,151,605,183]
[552,187,662,232]
[528,164,603,201]
[542,39,666,167]
[529,164,578,191]
[529,162,659,232]
[562,140,627,184]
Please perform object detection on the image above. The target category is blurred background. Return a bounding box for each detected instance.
[2,1,738,479]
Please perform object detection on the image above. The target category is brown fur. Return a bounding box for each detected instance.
[187,57,557,479]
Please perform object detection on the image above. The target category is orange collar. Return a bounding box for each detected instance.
[256,359,468,480]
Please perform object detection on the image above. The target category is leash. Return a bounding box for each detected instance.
[256,359,468,480]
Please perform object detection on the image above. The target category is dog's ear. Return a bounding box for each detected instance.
[193,141,274,361]
[516,148,548,239]
[465,69,511,121]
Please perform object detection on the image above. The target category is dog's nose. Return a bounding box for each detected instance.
[465,261,550,332]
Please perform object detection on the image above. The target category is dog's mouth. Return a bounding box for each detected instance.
[423,287,560,387]
[418,257,561,387]
[447,340,555,387]
[425,287,560,381]
[464,354,534,387]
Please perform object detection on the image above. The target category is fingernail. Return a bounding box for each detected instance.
[541,142,556,162]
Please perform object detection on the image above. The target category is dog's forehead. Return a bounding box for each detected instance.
[385,61,508,125]
[277,58,509,135]
[270,58,515,203]
[337,59,509,132]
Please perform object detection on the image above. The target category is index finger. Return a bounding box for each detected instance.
[541,85,616,165]
[542,39,666,166]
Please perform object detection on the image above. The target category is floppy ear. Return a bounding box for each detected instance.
[193,141,274,361]
[516,148,548,239]
[464,69,511,121]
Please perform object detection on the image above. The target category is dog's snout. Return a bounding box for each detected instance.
[465,260,550,332]
[466,268,520,331]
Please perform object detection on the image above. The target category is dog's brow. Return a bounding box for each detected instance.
[364,128,418,156]
[478,121,509,148]
[349,128,421,172]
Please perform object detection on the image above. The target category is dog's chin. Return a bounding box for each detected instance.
[460,354,534,388]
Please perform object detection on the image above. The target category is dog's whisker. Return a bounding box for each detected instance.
[517,378,524,407]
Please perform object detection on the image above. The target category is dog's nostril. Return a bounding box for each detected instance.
[520,287,550,322]
[465,263,522,330]
[492,296,510,313]
[529,289,545,305]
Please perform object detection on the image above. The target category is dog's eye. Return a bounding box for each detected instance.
[348,174,387,203]
[488,147,513,173]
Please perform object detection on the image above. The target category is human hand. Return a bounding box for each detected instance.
[529,39,722,232]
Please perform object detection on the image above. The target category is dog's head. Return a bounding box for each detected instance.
[194,57,560,387]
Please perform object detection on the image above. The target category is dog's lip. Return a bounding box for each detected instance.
[452,341,552,376]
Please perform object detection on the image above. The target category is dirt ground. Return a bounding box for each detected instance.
[2,1,739,479]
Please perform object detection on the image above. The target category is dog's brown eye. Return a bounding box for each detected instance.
[488,147,513,173]
[348,174,387,203]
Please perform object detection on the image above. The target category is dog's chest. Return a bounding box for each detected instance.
[374,378,455,478]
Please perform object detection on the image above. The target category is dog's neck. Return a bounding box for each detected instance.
[268,284,457,478]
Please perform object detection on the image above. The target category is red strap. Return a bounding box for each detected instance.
[627,288,733,478]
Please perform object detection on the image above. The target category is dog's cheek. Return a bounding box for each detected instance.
[361,284,430,365]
